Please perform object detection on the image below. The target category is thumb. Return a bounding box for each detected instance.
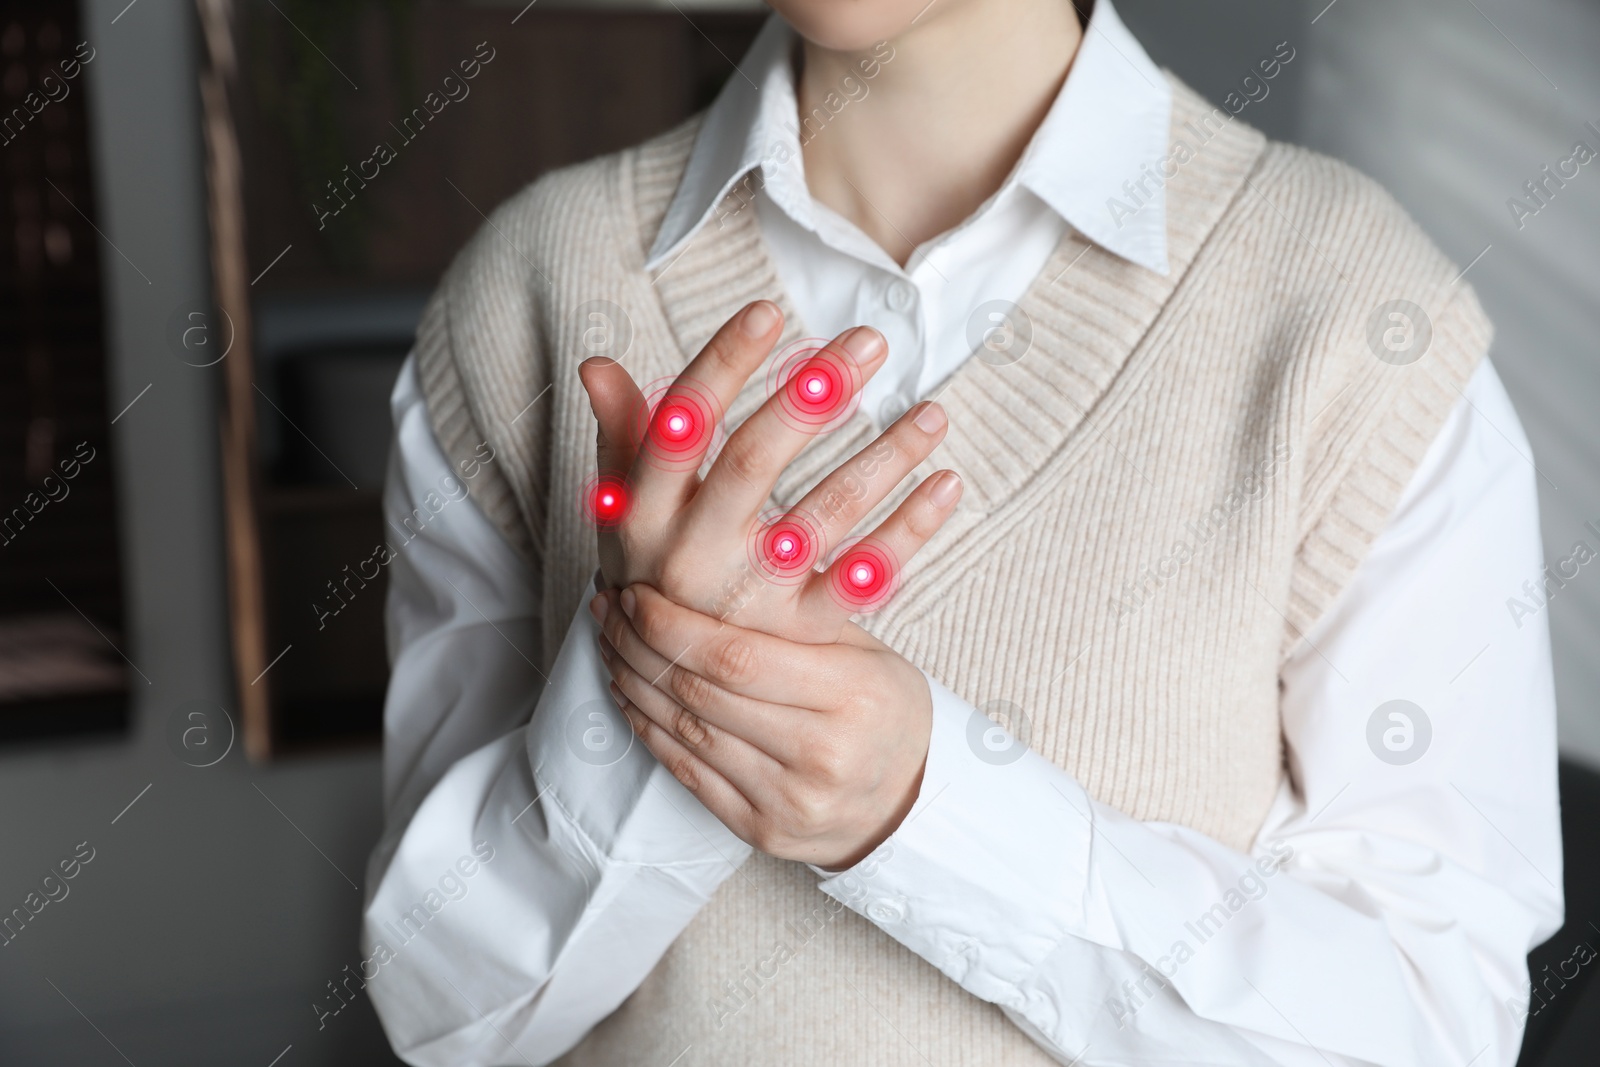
[579,356,646,474]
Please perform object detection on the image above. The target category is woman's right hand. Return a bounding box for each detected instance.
[578,299,962,645]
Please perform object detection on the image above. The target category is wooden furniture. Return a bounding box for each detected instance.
[0,0,129,743]
[203,3,765,757]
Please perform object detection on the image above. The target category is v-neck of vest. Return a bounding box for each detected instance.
[637,75,1267,616]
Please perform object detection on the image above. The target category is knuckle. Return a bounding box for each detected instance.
[782,781,830,832]
[708,635,758,686]
[655,560,696,603]
[834,683,873,722]
[617,527,647,560]
[630,596,669,647]
[718,433,771,489]
[602,608,628,649]
[669,665,717,712]
[904,502,942,541]
[668,754,703,795]
[807,736,850,788]
[705,329,745,375]
[670,705,711,750]
[747,821,782,856]
[619,703,644,736]
[816,488,859,530]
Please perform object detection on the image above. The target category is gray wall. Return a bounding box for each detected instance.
[1289,0,1600,771]
[0,2,397,1063]
[1122,0,1600,770]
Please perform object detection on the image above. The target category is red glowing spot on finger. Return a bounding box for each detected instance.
[788,360,842,412]
[767,339,864,433]
[632,379,726,472]
[582,474,631,527]
[828,538,898,613]
[654,403,700,444]
[748,509,823,585]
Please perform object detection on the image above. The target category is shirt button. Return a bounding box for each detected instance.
[886,280,916,313]
[946,937,978,980]
[877,390,913,427]
[865,897,908,924]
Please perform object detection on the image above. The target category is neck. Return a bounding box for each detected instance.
[797,0,1084,266]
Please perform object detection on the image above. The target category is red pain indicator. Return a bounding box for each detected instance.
[748,508,823,585]
[767,338,864,433]
[631,377,724,472]
[827,537,898,613]
[580,472,631,527]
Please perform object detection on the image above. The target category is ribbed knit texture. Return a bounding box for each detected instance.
[412,75,1490,1065]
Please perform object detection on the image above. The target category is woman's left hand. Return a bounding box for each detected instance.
[590,582,932,871]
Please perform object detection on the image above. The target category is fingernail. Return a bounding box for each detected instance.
[608,681,625,707]
[589,594,608,624]
[912,402,947,434]
[840,326,886,363]
[620,587,637,619]
[929,470,963,508]
[742,300,781,338]
[597,633,614,662]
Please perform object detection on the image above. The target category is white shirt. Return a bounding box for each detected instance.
[360,6,1563,1065]
[646,8,1169,429]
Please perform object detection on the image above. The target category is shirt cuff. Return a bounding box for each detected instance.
[526,573,752,872]
[813,672,1090,1006]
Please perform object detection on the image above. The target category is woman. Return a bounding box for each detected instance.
[361,0,1562,1063]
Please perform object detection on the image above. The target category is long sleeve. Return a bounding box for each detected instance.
[360,357,751,1065]
[814,357,1564,1065]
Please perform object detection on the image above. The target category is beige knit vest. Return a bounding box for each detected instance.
[413,75,1489,1065]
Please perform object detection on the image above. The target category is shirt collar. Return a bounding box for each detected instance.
[644,0,1172,276]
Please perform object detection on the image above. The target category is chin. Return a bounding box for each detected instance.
[764,0,930,52]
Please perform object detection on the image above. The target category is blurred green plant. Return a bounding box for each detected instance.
[249,0,416,272]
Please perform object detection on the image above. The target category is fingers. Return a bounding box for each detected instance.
[780,399,949,560]
[689,327,889,527]
[606,679,758,828]
[803,469,963,619]
[630,300,787,507]
[600,632,788,793]
[594,591,810,761]
[578,356,646,476]
[606,583,849,707]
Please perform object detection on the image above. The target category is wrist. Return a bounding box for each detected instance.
[817,664,932,871]
[827,755,927,871]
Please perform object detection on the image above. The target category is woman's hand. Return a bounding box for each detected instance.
[579,299,959,644]
[591,582,934,870]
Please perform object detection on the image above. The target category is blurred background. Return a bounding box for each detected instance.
[0,0,1594,1062]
